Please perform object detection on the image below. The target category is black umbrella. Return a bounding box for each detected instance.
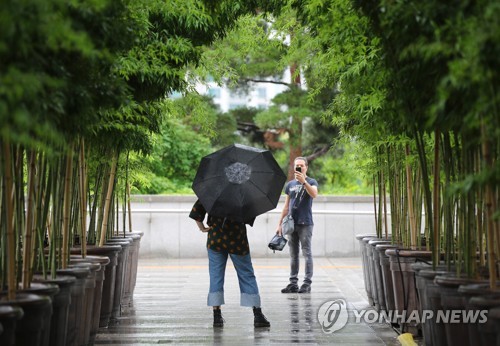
[192,144,287,223]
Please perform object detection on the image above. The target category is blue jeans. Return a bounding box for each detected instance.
[207,248,261,307]
[288,225,313,285]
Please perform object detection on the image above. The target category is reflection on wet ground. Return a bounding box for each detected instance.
[95,257,402,345]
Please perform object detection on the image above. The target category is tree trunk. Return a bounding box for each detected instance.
[287,63,303,180]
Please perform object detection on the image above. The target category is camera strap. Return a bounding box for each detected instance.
[291,182,306,211]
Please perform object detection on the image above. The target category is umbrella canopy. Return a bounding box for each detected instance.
[192,144,287,223]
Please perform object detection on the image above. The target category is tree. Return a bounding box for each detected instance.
[291,0,500,280]
[0,0,288,294]
[201,10,339,180]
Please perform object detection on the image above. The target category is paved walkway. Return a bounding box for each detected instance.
[95,257,403,345]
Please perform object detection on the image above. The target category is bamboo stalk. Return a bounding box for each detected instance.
[393,145,401,244]
[402,159,409,246]
[61,150,74,269]
[96,162,109,244]
[49,158,62,277]
[372,174,378,234]
[2,141,16,300]
[22,150,37,289]
[405,144,417,249]
[125,152,132,233]
[88,166,103,245]
[14,147,25,283]
[465,147,475,276]
[442,133,455,267]
[127,182,133,233]
[415,166,424,248]
[432,128,441,265]
[377,170,383,238]
[382,166,388,239]
[34,152,48,277]
[115,191,119,236]
[415,129,434,251]
[79,139,87,257]
[481,122,496,289]
[99,153,118,247]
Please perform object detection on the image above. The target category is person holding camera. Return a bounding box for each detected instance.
[276,157,318,293]
[189,199,271,328]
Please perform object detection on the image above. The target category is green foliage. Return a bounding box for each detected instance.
[0,0,128,151]
[132,103,213,194]
[255,88,318,128]
[316,149,372,195]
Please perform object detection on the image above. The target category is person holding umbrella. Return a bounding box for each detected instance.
[190,144,287,328]
[189,199,271,328]
[277,157,319,294]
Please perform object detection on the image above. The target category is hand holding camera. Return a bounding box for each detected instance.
[294,166,305,183]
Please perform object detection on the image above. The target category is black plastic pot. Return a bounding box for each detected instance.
[70,254,110,344]
[359,236,379,306]
[0,293,52,346]
[118,233,142,306]
[105,238,131,320]
[128,231,144,298]
[32,274,76,346]
[17,282,60,346]
[386,249,432,336]
[376,244,400,314]
[355,234,377,303]
[71,244,121,328]
[414,265,454,346]
[0,305,24,346]
[56,265,90,346]
[458,283,500,346]
[434,275,480,346]
[69,259,101,346]
[368,239,392,311]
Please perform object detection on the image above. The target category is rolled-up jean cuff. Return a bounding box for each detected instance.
[241,293,261,307]
[207,291,224,306]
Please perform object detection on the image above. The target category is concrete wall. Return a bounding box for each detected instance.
[127,195,381,258]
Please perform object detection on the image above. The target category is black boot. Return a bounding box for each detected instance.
[213,308,224,327]
[253,307,271,327]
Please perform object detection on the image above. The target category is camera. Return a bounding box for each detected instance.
[295,166,302,173]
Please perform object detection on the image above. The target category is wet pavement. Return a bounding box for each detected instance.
[95,257,403,345]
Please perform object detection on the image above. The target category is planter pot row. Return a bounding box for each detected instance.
[357,234,433,337]
[0,231,143,346]
[357,234,500,346]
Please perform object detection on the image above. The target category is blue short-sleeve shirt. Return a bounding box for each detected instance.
[285,177,318,225]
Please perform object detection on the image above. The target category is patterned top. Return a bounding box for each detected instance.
[189,199,250,255]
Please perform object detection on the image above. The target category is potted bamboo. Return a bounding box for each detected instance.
[318,1,500,342]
